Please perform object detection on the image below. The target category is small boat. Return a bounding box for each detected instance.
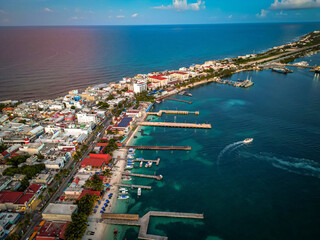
[243,138,253,144]
[118,195,129,200]
[137,187,141,197]
[119,190,128,194]
[145,163,148,168]
[119,188,127,191]
[149,161,153,167]
[156,99,162,104]
[122,176,132,181]
[140,161,143,168]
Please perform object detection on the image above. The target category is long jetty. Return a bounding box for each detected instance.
[122,171,163,181]
[138,121,212,129]
[116,184,152,190]
[166,98,192,104]
[147,110,199,117]
[133,158,161,166]
[125,145,191,151]
[99,211,204,240]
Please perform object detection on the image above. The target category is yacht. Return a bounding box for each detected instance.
[118,195,129,200]
[137,187,141,197]
[243,138,253,144]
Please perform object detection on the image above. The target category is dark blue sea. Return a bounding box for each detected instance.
[0,23,319,100]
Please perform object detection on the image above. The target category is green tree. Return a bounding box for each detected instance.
[84,174,103,191]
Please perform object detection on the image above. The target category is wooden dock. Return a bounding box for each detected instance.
[116,184,152,190]
[125,145,191,151]
[166,98,192,104]
[147,110,199,117]
[133,158,161,166]
[138,121,212,129]
[98,211,204,240]
[122,171,163,180]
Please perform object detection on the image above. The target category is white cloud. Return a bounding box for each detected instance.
[0,10,8,15]
[153,0,205,11]
[116,15,125,18]
[132,13,138,18]
[256,9,268,18]
[228,14,233,19]
[44,8,53,13]
[71,16,79,20]
[270,0,320,10]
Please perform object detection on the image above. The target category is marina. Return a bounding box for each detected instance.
[122,171,163,181]
[138,121,212,129]
[99,211,204,240]
[147,110,199,117]
[125,145,192,150]
[166,98,193,104]
[132,158,161,166]
[116,184,152,190]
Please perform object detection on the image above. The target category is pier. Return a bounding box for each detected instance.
[138,121,211,129]
[147,110,199,117]
[166,98,192,104]
[133,158,161,166]
[122,171,163,180]
[116,184,152,190]
[125,145,191,151]
[99,211,204,240]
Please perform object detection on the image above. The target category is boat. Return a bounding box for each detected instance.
[118,195,129,200]
[137,187,141,197]
[156,99,162,104]
[243,138,253,144]
[272,67,293,74]
[122,176,132,181]
[125,165,133,170]
[149,161,153,167]
[119,187,127,191]
[119,190,128,194]
[145,163,149,168]
[184,92,192,97]
[140,161,143,168]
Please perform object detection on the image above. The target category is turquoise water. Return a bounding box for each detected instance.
[106,54,320,239]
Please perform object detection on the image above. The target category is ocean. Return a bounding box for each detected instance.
[106,52,320,240]
[0,22,320,100]
[1,23,320,240]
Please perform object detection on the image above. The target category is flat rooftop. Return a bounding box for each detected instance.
[42,203,77,215]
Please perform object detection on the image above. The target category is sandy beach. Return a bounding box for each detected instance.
[83,148,127,240]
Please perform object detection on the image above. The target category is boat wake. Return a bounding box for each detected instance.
[217,141,245,165]
[242,152,320,179]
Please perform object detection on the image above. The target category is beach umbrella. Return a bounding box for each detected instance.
[108,194,112,197]
[95,205,98,208]
[105,200,109,203]
[104,203,107,206]
[100,211,103,213]
[98,201,101,203]
[102,207,105,210]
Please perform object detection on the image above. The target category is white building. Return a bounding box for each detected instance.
[44,158,65,170]
[133,82,147,93]
[76,113,97,124]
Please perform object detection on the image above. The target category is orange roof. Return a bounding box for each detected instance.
[78,189,101,200]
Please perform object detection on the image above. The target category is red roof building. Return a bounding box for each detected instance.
[0,192,24,204]
[78,189,101,200]
[36,221,69,240]
[89,153,112,162]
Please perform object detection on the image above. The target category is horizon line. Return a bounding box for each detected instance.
[1,21,320,28]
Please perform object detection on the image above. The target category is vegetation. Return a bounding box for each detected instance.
[97,101,109,109]
[5,155,30,167]
[65,194,96,240]
[102,169,112,177]
[17,176,30,191]
[84,174,103,191]
[0,144,7,153]
[102,139,118,154]
[135,91,155,103]
[3,163,45,178]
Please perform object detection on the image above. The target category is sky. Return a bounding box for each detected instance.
[0,0,319,26]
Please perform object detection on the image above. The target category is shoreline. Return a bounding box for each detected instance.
[1,30,319,103]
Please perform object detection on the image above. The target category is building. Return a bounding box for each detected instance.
[0,184,43,212]
[44,158,65,170]
[35,221,68,240]
[148,75,168,87]
[133,82,147,93]
[42,203,77,222]
[76,113,97,124]
[31,174,53,185]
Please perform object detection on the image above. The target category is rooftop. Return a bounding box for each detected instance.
[43,203,77,215]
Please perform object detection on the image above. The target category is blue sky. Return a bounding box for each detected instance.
[0,0,320,26]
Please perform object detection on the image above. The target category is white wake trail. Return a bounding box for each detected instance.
[217,141,244,165]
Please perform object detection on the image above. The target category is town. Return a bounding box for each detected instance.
[0,30,319,240]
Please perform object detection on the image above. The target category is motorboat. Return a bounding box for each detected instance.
[243,138,253,144]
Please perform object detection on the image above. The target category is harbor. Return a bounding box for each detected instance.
[138,121,212,129]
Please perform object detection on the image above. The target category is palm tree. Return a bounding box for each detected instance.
[102,169,112,177]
